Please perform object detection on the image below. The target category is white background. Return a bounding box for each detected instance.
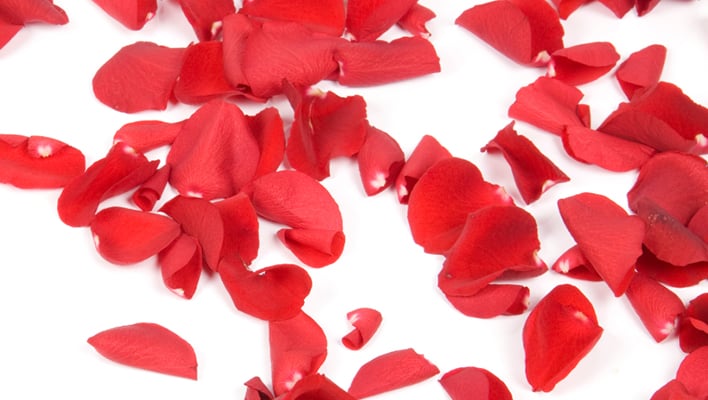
[0,0,706,399]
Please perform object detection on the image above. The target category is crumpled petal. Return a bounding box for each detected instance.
[87,322,197,380]
[240,0,345,36]
[676,346,708,398]
[348,348,440,398]
[678,294,708,353]
[356,125,405,196]
[215,193,260,267]
[131,164,170,211]
[91,0,156,30]
[394,134,451,204]
[439,367,513,400]
[561,125,655,172]
[342,308,383,350]
[345,0,418,41]
[174,40,239,105]
[113,119,185,153]
[158,233,202,299]
[615,44,666,99]
[625,273,685,342]
[523,284,603,392]
[397,3,435,38]
[444,284,530,318]
[548,42,620,85]
[175,0,236,41]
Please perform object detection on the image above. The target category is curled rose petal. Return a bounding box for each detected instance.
[397,3,436,38]
[548,42,620,86]
[345,0,418,41]
[240,0,345,36]
[561,125,655,172]
[92,41,185,113]
[615,44,667,99]
[356,125,405,196]
[348,348,440,398]
[174,40,239,105]
[342,308,383,350]
[90,207,181,265]
[394,134,452,204]
[0,0,68,25]
[87,322,197,380]
[676,346,708,398]
[286,374,356,400]
[276,228,345,268]
[635,250,708,288]
[678,294,708,353]
[215,193,260,267]
[91,0,156,30]
[0,134,85,189]
[523,284,603,392]
[175,0,236,41]
[158,233,202,299]
[625,273,685,342]
[444,284,530,319]
[113,119,185,153]
[551,245,603,281]
[244,376,274,400]
[131,164,170,211]
[439,367,513,400]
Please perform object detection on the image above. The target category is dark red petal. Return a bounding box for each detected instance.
[0,134,85,189]
[407,157,513,254]
[269,311,327,395]
[160,195,224,271]
[677,346,708,398]
[394,134,452,204]
[87,322,197,380]
[615,44,667,99]
[286,89,368,180]
[550,0,591,19]
[523,284,603,392]
[57,142,158,227]
[248,107,286,178]
[219,260,312,321]
[0,0,68,25]
[397,3,435,37]
[597,0,634,17]
[625,273,685,342]
[215,193,260,267]
[244,376,274,400]
[439,367,513,400]
[348,348,439,398]
[342,308,383,350]
[356,125,405,196]
[679,294,708,353]
[636,250,708,288]
[113,119,185,153]
[558,192,644,296]
[439,206,545,296]
[167,99,260,199]
[131,164,170,211]
[456,0,564,66]
[90,207,181,265]
[0,20,22,50]
[158,233,202,299]
[285,374,356,400]
[175,0,236,41]
[91,0,156,30]
[562,125,655,172]
[444,284,530,318]
[508,76,586,136]
[482,121,569,204]
[92,42,185,113]
[548,42,620,85]
[276,228,345,268]
[240,0,345,36]
[174,40,239,104]
[551,245,603,281]
[345,0,418,41]
[650,379,698,400]
[334,36,441,87]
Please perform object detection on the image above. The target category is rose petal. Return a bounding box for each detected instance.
[174,40,239,104]
[625,273,685,342]
[394,134,452,204]
[550,0,592,19]
[286,374,356,400]
[131,164,170,211]
[348,348,440,398]
[551,245,603,281]
[113,119,185,153]
[342,308,383,350]
[615,44,667,99]
[215,193,260,267]
[523,284,603,392]
[276,228,345,268]
[0,20,22,49]
[636,249,708,288]
[244,376,274,400]
[444,284,530,319]
[597,0,634,17]
[548,42,620,85]
[650,379,698,400]
[439,367,513,400]
[561,125,655,172]
[345,0,418,41]
[676,346,708,398]
[175,0,236,41]
[635,0,661,16]
[91,0,156,30]
[240,0,345,36]
[678,294,708,353]
[158,233,202,299]
[248,107,286,178]
[356,125,405,196]
[87,322,197,380]
[0,0,68,25]
[396,3,435,37]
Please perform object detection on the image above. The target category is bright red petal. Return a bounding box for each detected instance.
[676,346,708,398]
[175,0,236,41]
[625,273,685,342]
[345,0,418,41]
[356,125,405,196]
[342,308,383,350]
[394,134,452,204]
[244,376,274,400]
[248,107,286,178]
[0,0,68,25]
[158,233,202,299]
[276,228,345,268]
[678,294,708,353]
[113,119,185,153]
[240,0,345,36]
[92,0,156,30]
[597,0,634,17]
[348,348,439,398]
[174,40,239,104]
[444,284,530,318]
[285,374,356,400]
[439,367,513,400]
[397,3,435,37]
[550,0,591,19]
[548,42,620,85]
[87,322,197,380]
[0,20,22,50]
[562,125,655,172]
[215,193,260,267]
[131,164,170,211]
[615,44,667,99]
[523,284,603,392]
[551,245,603,281]
[650,379,698,400]
[635,250,708,288]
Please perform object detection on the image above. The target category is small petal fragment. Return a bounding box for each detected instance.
[625,273,685,342]
[548,42,620,85]
[92,0,157,30]
[679,294,708,353]
[345,0,418,41]
[240,0,345,36]
[394,134,452,204]
[348,348,440,398]
[175,0,236,41]
[342,308,383,350]
[439,367,513,400]
[356,125,405,196]
[87,322,197,380]
[615,44,667,99]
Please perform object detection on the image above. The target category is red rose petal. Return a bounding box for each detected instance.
[247,107,286,178]
[615,44,667,99]
[87,322,197,380]
[676,346,708,398]
[523,284,603,392]
[508,76,587,136]
[334,36,441,87]
[92,41,185,113]
[269,311,327,395]
[131,164,170,211]
[636,250,708,288]
[439,366,513,400]
[0,134,85,189]
[215,193,260,267]
[0,0,68,25]
[91,0,156,30]
[240,0,345,36]
[561,125,655,172]
[175,0,236,41]
[158,233,202,299]
[482,121,569,204]
[548,42,620,85]
[219,260,312,321]
[397,3,435,38]
[356,125,405,196]
[221,13,261,100]
[342,307,383,350]
[244,376,274,400]
[550,0,591,19]
[348,348,440,398]
[90,207,181,265]
[625,273,685,342]
[0,20,22,50]
[345,0,418,42]
[57,142,158,227]
[407,157,513,254]
[113,119,185,153]
[173,40,239,105]
[286,374,356,400]
[635,0,661,16]
[597,0,634,18]
[456,0,564,66]
[558,192,645,296]
[444,284,530,319]
[650,379,698,400]
[394,134,452,204]
[551,245,603,281]
[276,228,345,268]
[679,294,708,353]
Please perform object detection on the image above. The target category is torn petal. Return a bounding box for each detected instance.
[439,367,513,400]
[678,294,708,353]
[342,308,382,350]
[625,273,685,342]
[158,233,202,299]
[240,0,345,36]
[394,134,452,204]
[348,348,439,398]
[444,284,530,318]
[91,0,157,30]
[345,0,418,41]
[113,119,185,153]
[356,125,405,196]
[548,42,620,85]
[615,44,667,99]
[562,125,655,172]
[175,0,236,41]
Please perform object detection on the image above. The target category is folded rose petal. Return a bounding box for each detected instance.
[0,134,85,189]
[269,311,327,395]
[394,134,452,204]
[625,273,685,342]
[356,125,405,196]
[92,0,156,30]
[523,284,603,392]
[90,207,181,265]
[277,228,345,268]
[240,0,345,36]
[286,374,356,400]
[334,36,441,87]
[508,76,587,136]
[444,284,530,318]
[561,125,655,172]
[678,294,708,353]
[439,367,513,400]
[215,193,260,267]
[0,0,68,25]
[87,322,197,380]
[407,157,513,254]
[113,119,185,153]
[158,233,202,299]
[345,0,418,41]
[676,346,708,398]
[482,121,569,204]
[244,376,274,400]
[551,245,603,281]
[92,41,185,113]
[456,0,564,66]
[558,192,644,296]
[348,348,440,398]
[247,107,286,178]
[174,40,240,104]
[548,42,620,85]
[131,165,170,211]
[342,308,383,350]
[615,44,667,99]
[397,4,435,37]
[175,0,236,41]
[635,250,708,288]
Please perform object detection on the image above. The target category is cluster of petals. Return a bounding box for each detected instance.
[0,0,68,50]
